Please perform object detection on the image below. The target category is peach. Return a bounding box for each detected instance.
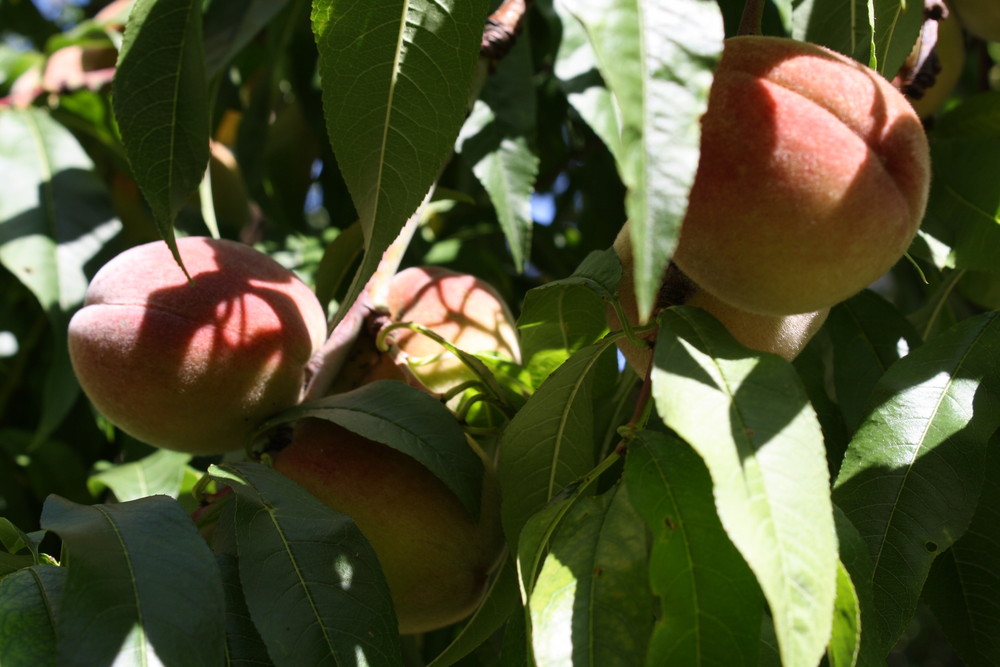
[68,237,328,454]
[672,36,930,316]
[270,418,503,633]
[377,266,520,395]
[609,221,828,374]
[950,0,1000,42]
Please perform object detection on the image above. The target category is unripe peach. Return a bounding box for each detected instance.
[609,222,827,375]
[950,0,1000,42]
[378,266,521,394]
[68,237,327,455]
[270,418,503,633]
[673,36,930,316]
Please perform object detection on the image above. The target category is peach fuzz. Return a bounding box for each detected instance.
[270,418,503,633]
[68,237,328,455]
[673,36,930,316]
[609,222,827,375]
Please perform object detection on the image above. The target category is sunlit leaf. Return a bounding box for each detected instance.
[457,37,538,272]
[652,306,838,667]
[558,0,723,320]
[498,338,618,546]
[834,311,1000,658]
[922,429,1000,667]
[87,449,194,502]
[0,107,121,444]
[625,431,762,666]
[529,485,649,666]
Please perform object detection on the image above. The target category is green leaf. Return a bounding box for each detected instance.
[87,449,195,502]
[210,462,403,667]
[515,448,622,603]
[834,311,1000,658]
[426,558,519,667]
[113,0,209,247]
[314,221,364,313]
[826,289,922,433]
[40,494,226,667]
[517,264,615,386]
[792,0,875,66]
[203,0,291,77]
[560,0,722,320]
[828,561,861,667]
[833,505,879,667]
[312,0,489,327]
[870,0,923,78]
[651,306,838,667]
[216,554,274,667]
[0,107,121,444]
[625,431,762,667]
[922,429,1000,667]
[497,338,618,547]
[921,93,1000,273]
[0,565,65,667]
[262,380,483,518]
[0,517,43,563]
[457,36,538,272]
[529,485,650,667]
[793,0,921,76]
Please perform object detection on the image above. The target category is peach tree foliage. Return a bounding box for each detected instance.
[0,0,999,666]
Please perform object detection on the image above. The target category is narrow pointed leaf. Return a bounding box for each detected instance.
[426,558,519,667]
[651,306,838,667]
[457,37,538,271]
[529,485,650,667]
[40,494,226,667]
[497,338,618,547]
[312,0,489,326]
[834,505,879,667]
[260,380,482,518]
[560,0,722,320]
[216,554,274,667]
[210,462,402,667]
[828,561,861,667]
[834,311,1000,657]
[0,565,64,667]
[203,0,291,77]
[625,431,762,667]
[113,0,209,247]
[920,431,1000,666]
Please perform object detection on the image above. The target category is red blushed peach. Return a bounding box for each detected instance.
[609,222,827,375]
[270,418,504,634]
[673,36,930,316]
[378,266,521,395]
[68,237,328,455]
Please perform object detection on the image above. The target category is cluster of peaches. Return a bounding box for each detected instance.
[67,35,933,633]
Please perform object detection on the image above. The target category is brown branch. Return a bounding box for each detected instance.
[481,0,533,60]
